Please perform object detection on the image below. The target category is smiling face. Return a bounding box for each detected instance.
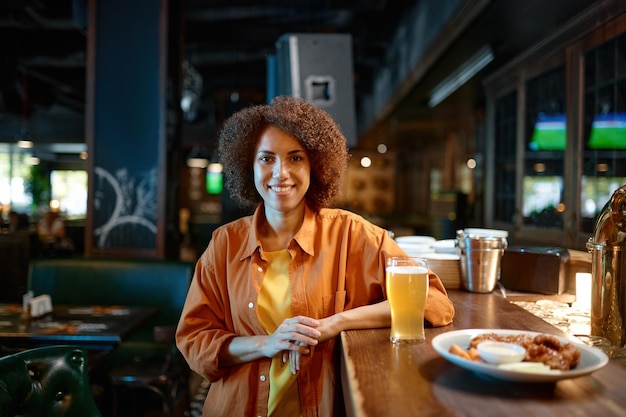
[253,126,311,216]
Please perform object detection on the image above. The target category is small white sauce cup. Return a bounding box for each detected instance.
[477,341,526,364]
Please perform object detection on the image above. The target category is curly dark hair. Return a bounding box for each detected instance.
[218,95,349,211]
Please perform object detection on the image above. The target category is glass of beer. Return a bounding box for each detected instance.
[386,256,429,344]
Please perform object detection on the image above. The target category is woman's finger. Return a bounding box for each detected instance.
[290,350,297,374]
[285,324,321,339]
[289,315,320,328]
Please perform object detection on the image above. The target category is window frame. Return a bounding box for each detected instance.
[569,13,626,247]
[483,3,626,250]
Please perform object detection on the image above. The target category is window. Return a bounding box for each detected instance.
[580,31,626,233]
[50,170,88,219]
[484,3,626,249]
[0,144,33,215]
[523,66,566,228]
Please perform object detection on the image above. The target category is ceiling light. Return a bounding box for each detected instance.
[428,45,494,108]
[187,158,208,169]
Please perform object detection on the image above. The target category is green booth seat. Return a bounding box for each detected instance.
[27,258,193,344]
[27,258,195,417]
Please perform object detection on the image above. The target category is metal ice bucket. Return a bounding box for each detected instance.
[457,229,508,293]
[587,184,626,347]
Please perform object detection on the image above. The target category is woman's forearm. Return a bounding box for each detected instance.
[218,315,321,367]
[218,335,270,366]
[321,300,391,341]
[218,303,391,366]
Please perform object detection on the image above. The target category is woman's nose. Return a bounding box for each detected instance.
[272,160,288,178]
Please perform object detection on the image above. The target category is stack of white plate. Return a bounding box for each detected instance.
[421,253,462,289]
[394,236,436,257]
[394,236,461,289]
[431,239,457,254]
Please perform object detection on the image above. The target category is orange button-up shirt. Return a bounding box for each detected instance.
[176,205,455,417]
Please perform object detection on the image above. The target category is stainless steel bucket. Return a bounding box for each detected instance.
[457,229,508,293]
[587,184,626,347]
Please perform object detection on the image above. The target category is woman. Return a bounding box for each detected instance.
[176,95,454,417]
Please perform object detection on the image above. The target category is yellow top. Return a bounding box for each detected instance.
[257,249,302,416]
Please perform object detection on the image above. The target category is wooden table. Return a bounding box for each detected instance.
[340,289,626,417]
[0,304,158,351]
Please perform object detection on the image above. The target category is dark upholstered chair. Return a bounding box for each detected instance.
[0,345,101,417]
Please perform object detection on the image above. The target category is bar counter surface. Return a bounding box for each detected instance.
[340,289,626,417]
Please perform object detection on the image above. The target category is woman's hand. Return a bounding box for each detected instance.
[283,315,340,374]
[218,315,321,367]
[263,316,320,360]
[282,303,391,373]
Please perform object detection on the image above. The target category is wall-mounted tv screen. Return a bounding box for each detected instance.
[588,113,626,149]
[529,114,566,151]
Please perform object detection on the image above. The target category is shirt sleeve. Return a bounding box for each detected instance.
[424,269,455,326]
[175,241,234,382]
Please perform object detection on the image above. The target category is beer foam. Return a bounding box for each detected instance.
[386,266,428,275]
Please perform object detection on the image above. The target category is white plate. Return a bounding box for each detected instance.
[432,239,458,254]
[395,235,436,245]
[397,242,435,251]
[431,329,608,382]
[397,242,436,258]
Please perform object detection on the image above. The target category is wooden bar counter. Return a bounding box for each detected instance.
[340,289,626,417]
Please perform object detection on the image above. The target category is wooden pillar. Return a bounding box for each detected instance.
[85,0,178,258]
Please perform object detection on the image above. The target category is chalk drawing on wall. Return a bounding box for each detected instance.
[93,166,158,248]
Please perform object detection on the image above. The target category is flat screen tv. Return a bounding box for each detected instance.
[529,114,566,151]
[588,113,626,149]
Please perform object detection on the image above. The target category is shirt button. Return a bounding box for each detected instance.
[248,302,254,309]
[260,375,266,382]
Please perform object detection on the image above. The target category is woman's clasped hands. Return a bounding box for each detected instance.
[266,316,321,374]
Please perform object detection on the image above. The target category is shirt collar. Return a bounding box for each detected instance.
[241,203,316,259]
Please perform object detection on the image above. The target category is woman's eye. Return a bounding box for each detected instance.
[259,156,272,163]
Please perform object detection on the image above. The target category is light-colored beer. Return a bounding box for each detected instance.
[386,265,429,343]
